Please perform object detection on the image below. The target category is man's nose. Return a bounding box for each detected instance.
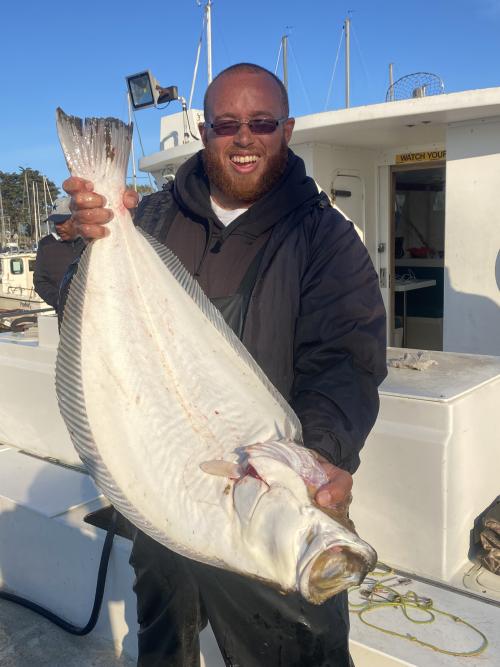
[234,122,253,145]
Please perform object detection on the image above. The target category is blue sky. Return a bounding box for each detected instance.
[1,0,499,191]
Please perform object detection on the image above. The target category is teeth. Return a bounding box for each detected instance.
[231,155,258,164]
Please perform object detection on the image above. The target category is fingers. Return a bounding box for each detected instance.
[73,207,114,240]
[62,177,113,240]
[61,177,137,240]
[62,176,94,195]
[315,464,353,508]
[123,189,139,210]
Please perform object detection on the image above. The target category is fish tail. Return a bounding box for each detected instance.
[56,108,133,188]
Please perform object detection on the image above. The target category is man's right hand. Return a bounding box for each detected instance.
[62,177,139,240]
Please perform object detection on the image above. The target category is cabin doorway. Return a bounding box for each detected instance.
[390,164,445,350]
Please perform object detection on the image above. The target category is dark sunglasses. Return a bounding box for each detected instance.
[205,117,287,137]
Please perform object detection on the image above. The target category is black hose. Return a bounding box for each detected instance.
[0,510,117,635]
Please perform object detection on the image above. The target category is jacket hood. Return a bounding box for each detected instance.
[173,149,320,240]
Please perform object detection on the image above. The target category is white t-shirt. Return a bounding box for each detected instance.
[210,197,249,227]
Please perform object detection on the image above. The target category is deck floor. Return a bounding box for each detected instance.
[0,599,135,667]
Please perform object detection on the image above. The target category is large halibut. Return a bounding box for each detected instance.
[55,109,376,603]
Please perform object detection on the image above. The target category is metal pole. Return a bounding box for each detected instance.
[24,172,32,236]
[206,0,212,84]
[127,93,137,192]
[32,182,38,245]
[345,17,350,108]
[389,63,394,101]
[0,187,5,247]
[282,34,288,91]
[35,182,42,242]
[42,177,49,236]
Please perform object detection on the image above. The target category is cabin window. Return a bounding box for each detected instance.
[10,259,24,275]
[28,259,36,272]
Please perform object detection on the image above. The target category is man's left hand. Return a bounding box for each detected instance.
[313,453,353,511]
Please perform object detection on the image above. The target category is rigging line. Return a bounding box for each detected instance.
[325,25,344,110]
[131,105,156,191]
[216,22,233,75]
[274,41,283,76]
[288,39,312,113]
[351,22,373,95]
[189,12,206,110]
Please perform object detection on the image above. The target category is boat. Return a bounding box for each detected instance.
[1,15,499,663]
[0,250,49,312]
[138,85,500,358]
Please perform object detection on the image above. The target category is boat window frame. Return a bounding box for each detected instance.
[10,258,25,275]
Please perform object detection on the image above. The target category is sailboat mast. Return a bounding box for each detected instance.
[32,181,38,245]
[389,63,394,101]
[24,172,32,239]
[42,177,49,234]
[0,187,5,247]
[345,17,350,108]
[206,0,212,84]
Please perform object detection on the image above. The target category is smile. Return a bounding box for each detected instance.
[230,155,259,164]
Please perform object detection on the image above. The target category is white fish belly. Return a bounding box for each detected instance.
[79,215,298,570]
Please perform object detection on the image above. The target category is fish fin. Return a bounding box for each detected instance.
[233,475,269,525]
[246,440,329,489]
[54,113,182,555]
[56,240,174,548]
[200,460,242,479]
[137,227,302,440]
[56,108,133,182]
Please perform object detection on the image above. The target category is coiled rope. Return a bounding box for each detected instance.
[349,569,488,657]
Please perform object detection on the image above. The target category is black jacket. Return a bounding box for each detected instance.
[135,150,387,473]
[34,234,86,310]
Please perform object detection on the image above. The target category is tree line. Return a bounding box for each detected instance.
[0,167,59,241]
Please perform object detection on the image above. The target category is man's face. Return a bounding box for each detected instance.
[200,71,295,208]
[55,217,77,241]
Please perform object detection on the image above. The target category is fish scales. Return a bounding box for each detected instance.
[55,108,377,602]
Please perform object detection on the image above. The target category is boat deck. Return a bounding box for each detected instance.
[0,599,135,667]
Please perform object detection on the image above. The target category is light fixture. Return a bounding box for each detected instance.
[126,70,179,110]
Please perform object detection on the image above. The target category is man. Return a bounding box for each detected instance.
[34,196,85,311]
[64,63,387,667]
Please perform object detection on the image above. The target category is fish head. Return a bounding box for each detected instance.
[296,514,377,604]
[231,440,377,603]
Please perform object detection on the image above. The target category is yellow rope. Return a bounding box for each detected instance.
[349,574,489,658]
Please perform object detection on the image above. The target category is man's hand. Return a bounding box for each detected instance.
[313,453,353,511]
[62,177,139,240]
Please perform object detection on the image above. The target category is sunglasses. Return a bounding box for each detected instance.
[205,117,287,137]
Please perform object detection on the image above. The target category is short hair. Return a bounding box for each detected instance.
[203,63,289,119]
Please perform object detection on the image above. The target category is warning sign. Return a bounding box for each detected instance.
[395,150,446,164]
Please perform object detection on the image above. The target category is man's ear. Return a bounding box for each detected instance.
[284,117,295,145]
[199,123,208,147]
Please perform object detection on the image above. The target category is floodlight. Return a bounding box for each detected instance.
[126,71,157,110]
[126,71,179,110]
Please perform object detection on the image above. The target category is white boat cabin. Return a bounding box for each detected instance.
[139,87,500,357]
[0,252,40,309]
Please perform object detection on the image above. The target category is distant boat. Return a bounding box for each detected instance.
[0,250,48,311]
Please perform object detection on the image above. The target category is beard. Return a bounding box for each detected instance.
[202,139,289,205]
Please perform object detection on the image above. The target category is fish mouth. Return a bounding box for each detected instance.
[306,545,375,604]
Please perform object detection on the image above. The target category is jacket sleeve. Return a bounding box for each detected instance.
[33,245,59,309]
[290,207,387,474]
[133,186,175,242]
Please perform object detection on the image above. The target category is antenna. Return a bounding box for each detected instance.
[386,72,445,102]
[282,33,288,91]
[345,16,350,108]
